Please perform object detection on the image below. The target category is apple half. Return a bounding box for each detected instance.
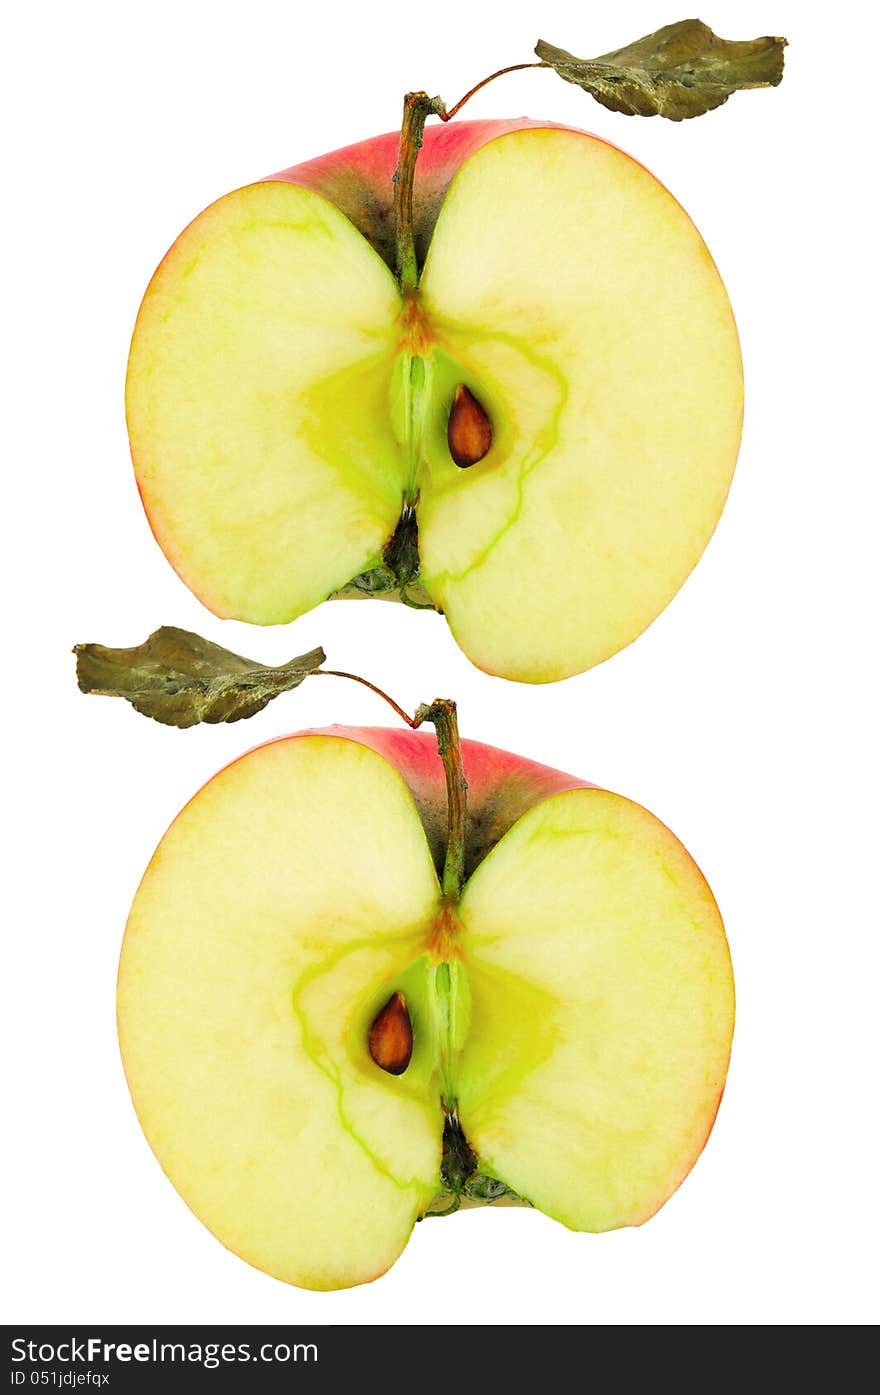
[126,120,742,682]
[118,727,734,1290]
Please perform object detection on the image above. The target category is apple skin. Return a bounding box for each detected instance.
[269,118,562,273]
[299,724,590,881]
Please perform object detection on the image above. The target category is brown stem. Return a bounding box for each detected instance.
[394,91,445,292]
[413,699,467,900]
[441,61,547,121]
[315,670,418,728]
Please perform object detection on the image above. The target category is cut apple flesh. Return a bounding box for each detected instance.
[127,183,406,623]
[456,788,734,1231]
[127,123,742,681]
[417,130,742,679]
[118,737,443,1290]
[119,730,734,1289]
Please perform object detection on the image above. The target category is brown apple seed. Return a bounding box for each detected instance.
[368,991,413,1075]
[448,384,492,468]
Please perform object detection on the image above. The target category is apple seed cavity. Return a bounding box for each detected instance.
[447,384,492,468]
[368,990,414,1075]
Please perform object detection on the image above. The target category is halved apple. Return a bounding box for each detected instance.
[127,120,742,682]
[118,727,734,1289]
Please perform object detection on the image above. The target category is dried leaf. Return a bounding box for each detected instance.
[536,19,786,120]
[74,626,325,728]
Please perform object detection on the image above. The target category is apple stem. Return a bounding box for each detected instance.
[413,698,467,901]
[316,669,418,729]
[394,92,445,293]
[441,62,547,122]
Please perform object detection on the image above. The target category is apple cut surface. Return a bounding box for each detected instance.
[456,787,734,1230]
[417,128,743,680]
[118,736,443,1290]
[119,727,733,1288]
[127,121,742,681]
[126,182,405,622]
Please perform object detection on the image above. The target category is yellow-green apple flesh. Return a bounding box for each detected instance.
[126,120,743,682]
[118,727,734,1290]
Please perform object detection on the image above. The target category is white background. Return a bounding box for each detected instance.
[3,0,877,1326]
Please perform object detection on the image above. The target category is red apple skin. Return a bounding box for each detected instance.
[269,118,564,273]
[304,725,590,881]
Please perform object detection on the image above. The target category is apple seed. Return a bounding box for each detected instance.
[448,384,492,468]
[368,991,413,1075]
